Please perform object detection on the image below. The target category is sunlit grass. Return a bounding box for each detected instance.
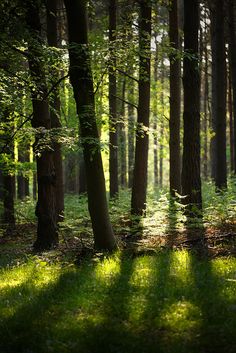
[1,250,236,353]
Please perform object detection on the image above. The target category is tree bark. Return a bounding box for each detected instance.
[131,0,151,216]
[108,0,119,197]
[228,0,236,175]
[64,0,116,250]
[119,78,127,188]
[47,0,65,221]
[25,0,58,250]
[181,0,202,212]
[169,0,181,195]
[210,0,227,189]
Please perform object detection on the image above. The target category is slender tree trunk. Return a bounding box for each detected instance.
[127,82,135,188]
[228,0,236,175]
[25,0,58,250]
[210,0,227,189]
[131,0,151,216]
[228,68,234,172]
[108,0,119,197]
[181,0,202,212]
[47,0,65,221]
[64,0,116,250]
[169,0,181,195]
[159,58,165,189]
[153,25,158,188]
[202,46,209,180]
[119,78,127,188]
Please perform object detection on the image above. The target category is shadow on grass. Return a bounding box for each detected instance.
[1,249,236,353]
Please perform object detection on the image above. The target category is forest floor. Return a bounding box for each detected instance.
[1,186,236,353]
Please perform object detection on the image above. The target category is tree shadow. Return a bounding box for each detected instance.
[188,252,236,353]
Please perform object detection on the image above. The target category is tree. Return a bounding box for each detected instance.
[210,0,227,189]
[131,0,151,216]
[25,0,59,250]
[227,0,236,174]
[181,0,202,213]
[169,0,181,195]
[47,0,65,221]
[108,0,119,197]
[64,0,117,250]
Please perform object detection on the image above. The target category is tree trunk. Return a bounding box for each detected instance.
[108,0,119,197]
[119,78,127,188]
[47,0,65,221]
[25,0,58,250]
[210,0,227,189]
[127,81,135,188]
[202,9,209,180]
[228,67,234,172]
[169,0,181,195]
[131,0,151,216]
[228,0,236,175]
[181,0,202,212]
[153,23,158,188]
[64,0,116,251]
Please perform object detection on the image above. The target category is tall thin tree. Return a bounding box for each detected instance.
[169,0,181,195]
[109,0,119,197]
[181,0,202,212]
[131,0,151,216]
[64,0,117,250]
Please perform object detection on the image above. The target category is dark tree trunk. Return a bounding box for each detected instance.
[202,44,209,180]
[25,0,58,250]
[159,58,165,189]
[181,0,202,211]
[169,0,181,195]
[108,0,119,197]
[64,0,116,251]
[119,78,127,188]
[153,25,158,188]
[127,82,135,188]
[47,0,65,221]
[228,0,236,175]
[131,0,151,216]
[210,0,227,189]
[228,68,234,172]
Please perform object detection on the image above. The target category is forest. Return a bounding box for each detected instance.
[1,0,236,352]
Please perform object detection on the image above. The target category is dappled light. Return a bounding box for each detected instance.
[1,251,236,353]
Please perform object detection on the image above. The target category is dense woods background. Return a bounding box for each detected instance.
[2,1,236,353]
[0,0,236,249]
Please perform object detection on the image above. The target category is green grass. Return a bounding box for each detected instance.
[1,182,236,352]
[1,250,236,353]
